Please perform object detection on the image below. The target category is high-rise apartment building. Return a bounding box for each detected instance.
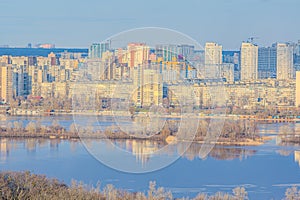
[101,51,115,80]
[296,71,300,107]
[205,42,222,65]
[0,64,13,102]
[258,46,277,79]
[205,42,222,79]
[88,42,110,59]
[295,40,300,63]
[156,44,179,62]
[179,45,195,59]
[294,40,300,76]
[133,66,162,107]
[12,65,31,97]
[240,42,258,81]
[276,43,293,80]
[155,44,195,62]
[125,43,150,80]
[127,43,150,68]
[220,63,234,82]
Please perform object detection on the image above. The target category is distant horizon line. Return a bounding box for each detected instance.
[1,39,299,51]
[0,46,242,52]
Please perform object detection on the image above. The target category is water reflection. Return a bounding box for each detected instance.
[295,151,300,167]
[276,149,292,156]
[125,140,160,165]
[0,138,259,164]
[26,139,37,152]
[4,137,300,171]
[0,138,9,162]
[183,143,256,161]
[2,122,300,199]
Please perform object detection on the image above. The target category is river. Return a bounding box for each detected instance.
[1,115,300,199]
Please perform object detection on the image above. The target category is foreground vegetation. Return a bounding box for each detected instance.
[1,171,300,200]
[0,171,246,200]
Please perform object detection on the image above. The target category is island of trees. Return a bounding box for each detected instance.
[0,119,262,146]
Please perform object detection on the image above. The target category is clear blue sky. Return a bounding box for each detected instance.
[0,0,299,49]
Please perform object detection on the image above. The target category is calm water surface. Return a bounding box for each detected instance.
[1,116,300,199]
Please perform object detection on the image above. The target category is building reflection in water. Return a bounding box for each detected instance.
[0,138,10,162]
[0,138,82,160]
[120,139,257,164]
[182,143,256,161]
[26,138,37,152]
[50,139,61,151]
[70,140,80,153]
[276,149,292,157]
[37,139,48,149]
[124,140,160,165]
[294,151,300,167]
[1,138,258,165]
[208,146,256,161]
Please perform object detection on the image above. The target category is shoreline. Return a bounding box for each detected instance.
[0,133,267,146]
[0,114,278,146]
[3,112,299,124]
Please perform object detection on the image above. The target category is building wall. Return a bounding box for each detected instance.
[156,44,179,62]
[258,46,277,79]
[205,42,222,79]
[240,42,258,81]
[133,67,162,107]
[1,64,13,102]
[277,43,293,80]
[194,80,295,109]
[127,43,150,68]
[88,42,110,59]
[296,71,300,107]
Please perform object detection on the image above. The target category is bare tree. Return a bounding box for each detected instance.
[6,122,13,134]
[26,122,37,134]
[13,121,23,134]
[233,187,248,200]
[285,187,300,200]
[69,123,77,134]
[279,125,294,139]
[103,184,117,200]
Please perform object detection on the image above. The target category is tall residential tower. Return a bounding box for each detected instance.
[258,46,277,79]
[276,43,293,80]
[240,42,258,81]
[204,42,222,78]
[88,42,110,59]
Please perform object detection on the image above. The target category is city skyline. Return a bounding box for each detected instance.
[0,0,299,49]
[2,1,300,198]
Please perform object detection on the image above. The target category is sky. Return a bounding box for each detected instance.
[0,0,299,49]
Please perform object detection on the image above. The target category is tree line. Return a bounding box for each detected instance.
[0,119,259,143]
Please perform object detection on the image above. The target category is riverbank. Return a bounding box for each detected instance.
[0,132,266,146]
[0,117,264,146]
[5,111,300,123]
